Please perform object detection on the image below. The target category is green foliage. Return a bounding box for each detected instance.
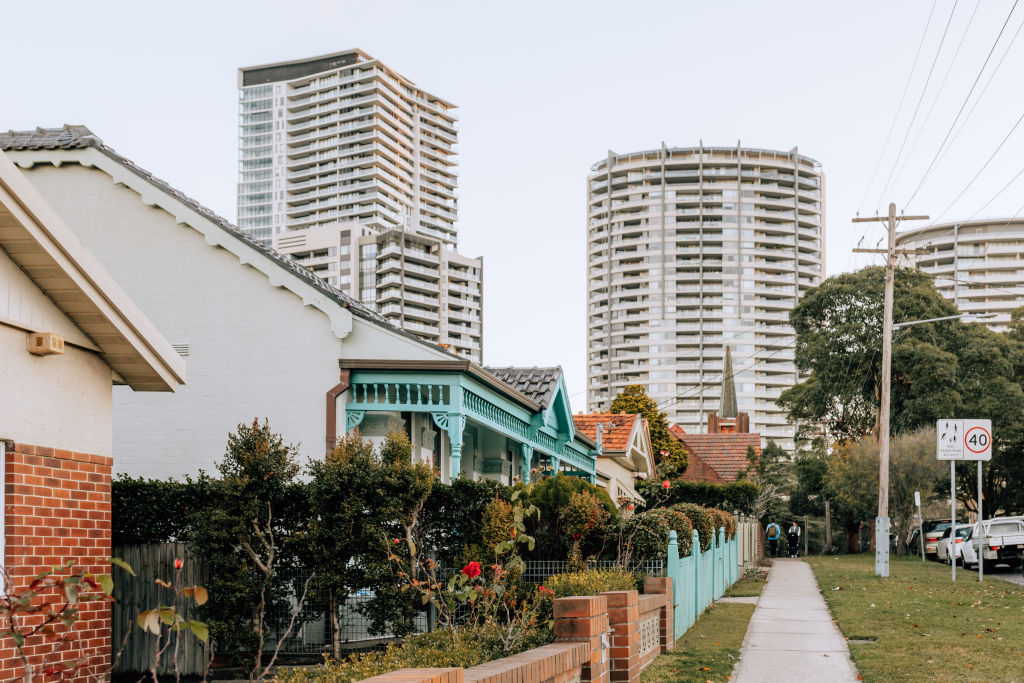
[671,503,715,551]
[190,419,303,659]
[481,497,515,560]
[610,385,689,474]
[112,474,212,544]
[636,479,758,514]
[708,508,737,539]
[788,449,828,517]
[272,623,553,683]
[561,490,611,570]
[514,474,618,561]
[779,266,961,442]
[634,508,694,558]
[543,568,638,598]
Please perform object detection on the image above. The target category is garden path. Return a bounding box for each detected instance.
[731,559,860,682]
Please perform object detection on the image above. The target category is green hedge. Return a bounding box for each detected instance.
[636,479,758,514]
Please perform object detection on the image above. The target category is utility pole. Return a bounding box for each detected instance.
[853,202,929,577]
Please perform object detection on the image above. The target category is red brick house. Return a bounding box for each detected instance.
[672,414,761,484]
[0,151,184,680]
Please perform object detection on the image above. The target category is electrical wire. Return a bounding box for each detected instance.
[889,0,983,196]
[876,0,959,208]
[855,1,939,216]
[906,0,1021,207]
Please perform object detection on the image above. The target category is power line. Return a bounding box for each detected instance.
[906,0,1021,207]
[876,0,959,209]
[855,2,939,216]
[933,10,1024,173]
[889,0,983,196]
[931,108,1024,222]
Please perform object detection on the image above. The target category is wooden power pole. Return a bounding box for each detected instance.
[852,202,929,577]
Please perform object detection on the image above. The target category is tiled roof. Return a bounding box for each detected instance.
[675,433,760,482]
[484,366,561,406]
[680,450,724,483]
[0,126,457,358]
[572,413,638,453]
[669,424,686,438]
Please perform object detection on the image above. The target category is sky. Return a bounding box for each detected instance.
[5,0,1024,410]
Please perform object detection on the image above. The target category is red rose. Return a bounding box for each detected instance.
[627,504,634,511]
[461,561,481,579]
[662,480,671,489]
[174,558,183,570]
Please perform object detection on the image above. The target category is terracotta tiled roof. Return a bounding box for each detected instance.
[680,450,724,483]
[676,433,760,482]
[572,413,639,453]
[669,424,686,438]
[484,367,561,406]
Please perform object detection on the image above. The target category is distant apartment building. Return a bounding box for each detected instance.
[585,143,825,449]
[276,224,483,361]
[237,49,482,361]
[895,218,1024,332]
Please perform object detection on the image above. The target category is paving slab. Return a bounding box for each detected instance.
[732,559,859,683]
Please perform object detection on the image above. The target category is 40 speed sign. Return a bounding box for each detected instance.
[936,419,992,461]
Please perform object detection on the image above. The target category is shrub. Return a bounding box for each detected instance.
[543,568,637,598]
[637,508,694,558]
[671,503,715,551]
[708,508,737,539]
[561,490,611,571]
[514,475,618,562]
[272,622,552,683]
[636,479,758,514]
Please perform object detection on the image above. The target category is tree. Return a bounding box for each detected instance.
[779,267,961,443]
[610,385,688,475]
[306,432,378,660]
[825,427,945,554]
[737,440,791,523]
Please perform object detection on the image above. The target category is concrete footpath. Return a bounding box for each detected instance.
[731,559,860,683]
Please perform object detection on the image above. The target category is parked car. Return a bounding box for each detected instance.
[922,519,952,559]
[936,524,971,565]
[960,517,1024,571]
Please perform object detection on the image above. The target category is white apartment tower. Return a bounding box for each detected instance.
[586,144,825,449]
[237,49,483,361]
[895,218,1024,332]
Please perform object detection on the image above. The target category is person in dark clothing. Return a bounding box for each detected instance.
[765,521,781,558]
[787,521,802,557]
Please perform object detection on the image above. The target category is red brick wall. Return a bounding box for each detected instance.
[2,441,112,682]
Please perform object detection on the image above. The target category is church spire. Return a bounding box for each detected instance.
[720,345,738,418]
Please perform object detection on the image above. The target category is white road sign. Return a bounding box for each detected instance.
[936,419,992,461]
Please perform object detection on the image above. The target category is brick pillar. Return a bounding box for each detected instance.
[554,595,610,683]
[643,577,674,652]
[601,590,640,682]
[2,442,112,682]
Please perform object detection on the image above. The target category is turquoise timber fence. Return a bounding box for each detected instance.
[664,527,740,638]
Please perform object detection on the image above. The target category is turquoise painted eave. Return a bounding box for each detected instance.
[345,369,597,474]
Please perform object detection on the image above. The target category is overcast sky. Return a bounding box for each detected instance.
[5,0,1024,409]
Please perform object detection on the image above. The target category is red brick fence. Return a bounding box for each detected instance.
[363,576,675,683]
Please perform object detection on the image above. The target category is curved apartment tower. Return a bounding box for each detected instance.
[895,218,1024,331]
[586,143,825,449]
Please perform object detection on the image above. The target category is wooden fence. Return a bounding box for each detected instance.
[112,543,209,676]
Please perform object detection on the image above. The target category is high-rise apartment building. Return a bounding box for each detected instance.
[895,218,1024,332]
[276,224,483,361]
[585,143,825,449]
[237,49,482,361]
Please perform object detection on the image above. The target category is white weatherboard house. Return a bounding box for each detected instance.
[0,126,457,479]
[1,126,600,485]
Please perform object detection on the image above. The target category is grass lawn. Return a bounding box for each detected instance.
[639,602,754,683]
[723,571,768,598]
[807,554,1024,682]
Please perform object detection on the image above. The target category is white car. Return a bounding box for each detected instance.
[936,524,971,565]
[960,517,1024,571]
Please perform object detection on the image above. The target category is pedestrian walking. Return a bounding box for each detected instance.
[787,521,802,557]
[766,520,781,558]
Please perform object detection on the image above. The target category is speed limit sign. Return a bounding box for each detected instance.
[936,419,992,461]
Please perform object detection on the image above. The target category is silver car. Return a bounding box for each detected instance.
[936,524,971,565]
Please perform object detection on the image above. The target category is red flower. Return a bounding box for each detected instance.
[627,504,634,511]
[174,558,183,570]
[539,585,554,597]
[662,480,671,489]
[461,561,481,579]
[393,538,401,544]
